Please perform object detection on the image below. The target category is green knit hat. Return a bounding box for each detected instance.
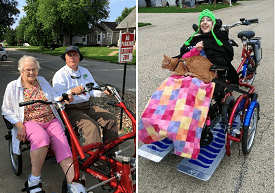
[184,9,223,46]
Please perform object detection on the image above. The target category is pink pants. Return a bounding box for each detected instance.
[24,118,72,163]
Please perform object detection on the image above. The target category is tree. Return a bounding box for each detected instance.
[37,0,110,46]
[5,27,16,46]
[0,0,20,40]
[23,0,54,46]
[15,17,27,45]
[115,7,135,23]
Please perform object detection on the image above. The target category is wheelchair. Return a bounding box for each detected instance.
[138,62,260,180]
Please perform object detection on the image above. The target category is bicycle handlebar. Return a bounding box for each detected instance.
[19,93,70,107]
[222,18,258,30]
[19,100,52,107]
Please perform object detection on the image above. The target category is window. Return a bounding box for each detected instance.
[103,34,105,38]
[82,37,85,42]
[107,33,111,41]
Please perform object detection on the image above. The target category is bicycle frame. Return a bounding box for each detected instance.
[226,82,255,155]
[236,43,255,82]
[58,98,136,192]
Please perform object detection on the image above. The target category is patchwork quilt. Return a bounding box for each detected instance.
[138,75,215,159]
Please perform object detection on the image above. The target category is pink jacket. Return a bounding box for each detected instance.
[181,47,201,59]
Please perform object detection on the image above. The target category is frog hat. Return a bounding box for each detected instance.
[184,9,223,46]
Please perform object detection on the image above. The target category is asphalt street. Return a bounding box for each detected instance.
[138,0,273,192]
[0,52,136,193]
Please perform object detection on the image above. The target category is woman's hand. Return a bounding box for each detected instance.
[59,94,74,104]
[15,121,26,143]
[195,41,204,50]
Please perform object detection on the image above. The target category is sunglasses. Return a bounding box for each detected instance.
[70,70,81,79]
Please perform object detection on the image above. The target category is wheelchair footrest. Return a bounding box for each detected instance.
[177,116,242,181]
[177,120,226,181]
[138,138,174,162]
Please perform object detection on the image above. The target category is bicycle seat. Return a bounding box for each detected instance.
[237,31,255,39]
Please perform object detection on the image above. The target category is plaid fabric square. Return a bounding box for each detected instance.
[138,75,215,159]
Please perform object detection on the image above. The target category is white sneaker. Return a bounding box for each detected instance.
[25,175,44,193]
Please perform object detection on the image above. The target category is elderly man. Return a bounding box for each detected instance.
[52,46,119,156]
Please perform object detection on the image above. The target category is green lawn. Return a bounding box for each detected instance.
[138,22,152,27]
[16,46,136,65]
[138,3,239,13]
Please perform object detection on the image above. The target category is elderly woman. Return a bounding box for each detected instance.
[2,55,74,193]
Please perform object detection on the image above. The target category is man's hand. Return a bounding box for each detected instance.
[103,89,111,95]
[71,86,85,95]
[15,122,26,143]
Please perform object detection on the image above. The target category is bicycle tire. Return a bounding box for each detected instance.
[8,139,23,176]
[242,104,259,155]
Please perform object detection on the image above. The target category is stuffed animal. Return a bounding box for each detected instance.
[162,55,217,83]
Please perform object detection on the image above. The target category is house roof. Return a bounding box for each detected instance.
[103,22,119,31]
[116,7,136,29]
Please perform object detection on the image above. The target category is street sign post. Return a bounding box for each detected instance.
[118,33,135,130]
[119,33,135,63]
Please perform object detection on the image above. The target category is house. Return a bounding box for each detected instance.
[116,7,136,33]
[62,8,136,47]
[116,7,136,46]
[87,22,121,46]
[62,22,120,47]
[138,0,177,7]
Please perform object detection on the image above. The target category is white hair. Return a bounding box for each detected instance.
[18,55,40,72]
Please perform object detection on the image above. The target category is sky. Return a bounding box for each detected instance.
[12,0,136,29]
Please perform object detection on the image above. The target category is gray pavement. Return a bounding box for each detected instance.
[138,0,274,192]
[0,53,135,192]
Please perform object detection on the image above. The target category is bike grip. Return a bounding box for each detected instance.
[107,100,117,107]
[62,93,69,101]
[248,19,258,23]
[19,100,35,107]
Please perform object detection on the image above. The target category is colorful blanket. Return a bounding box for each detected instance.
[138,75,215,159]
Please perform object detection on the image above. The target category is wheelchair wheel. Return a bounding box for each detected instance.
[242,103,259,155]
[8,139,22,176]
[221,96,235,125]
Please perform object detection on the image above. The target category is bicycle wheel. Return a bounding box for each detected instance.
[238,57,256,85]
[8,139,23,176]
[242,103,259,155]
[221,96,235,125]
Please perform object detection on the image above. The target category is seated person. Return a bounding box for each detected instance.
[179,9,239,115]
[179,9,238,85]
[52,46,119,156]
[2,55,74,193]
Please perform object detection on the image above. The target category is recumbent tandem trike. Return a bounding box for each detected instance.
[4,83,136,192]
